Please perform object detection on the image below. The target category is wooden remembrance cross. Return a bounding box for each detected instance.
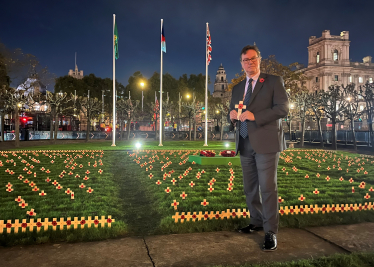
[235,101,246,120]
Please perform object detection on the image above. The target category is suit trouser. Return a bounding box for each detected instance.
[239,136,280,233]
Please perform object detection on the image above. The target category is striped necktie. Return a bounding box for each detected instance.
[240,78,253,138]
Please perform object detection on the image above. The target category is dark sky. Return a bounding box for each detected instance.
[1,0,374,93]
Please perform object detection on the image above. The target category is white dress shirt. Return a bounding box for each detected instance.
[244,71,261,97]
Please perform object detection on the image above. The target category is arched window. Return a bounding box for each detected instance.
[316,52,320,63]
[221,77,223,82]
[333,49,338,61]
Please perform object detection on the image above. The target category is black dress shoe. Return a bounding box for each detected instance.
[237,224,263,234]
[263,231,277,251]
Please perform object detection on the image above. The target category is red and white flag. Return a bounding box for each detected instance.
[206,25,212,65]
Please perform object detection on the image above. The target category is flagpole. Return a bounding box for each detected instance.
[204,22,209,146]
[111,14,116,146]
[159,19,163,146]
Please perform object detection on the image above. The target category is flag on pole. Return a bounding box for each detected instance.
[161,22,166,53]
[114,22,119,59]
[206,25,212,65]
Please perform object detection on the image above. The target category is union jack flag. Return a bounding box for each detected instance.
[206,24,212,65]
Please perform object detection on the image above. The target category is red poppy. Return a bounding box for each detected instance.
[259,78,265,83]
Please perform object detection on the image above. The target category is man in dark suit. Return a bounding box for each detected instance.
[228,45,289,251]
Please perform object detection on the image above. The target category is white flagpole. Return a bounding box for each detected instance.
[204,22,209,146]
[111,14,116,146]
[159,19,163,146]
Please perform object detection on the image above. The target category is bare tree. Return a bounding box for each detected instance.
[0,87,7,142]
[342,84,362,151]
[358,82,374,151]
[285,91,298,141]
[320,85,348,150]
[293,91,310,147]
[46,91,72,143]
[307,92,325,147]
[181,94,200,141]
[150,101,160,140]
[212,100,230,141]
[2,88,28,147]
[161,98,174,141]
[76,95,102,142]
[116,98,139,140]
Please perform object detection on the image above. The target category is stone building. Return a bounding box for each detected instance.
[68,54,84,79]
[212,64,231,102]
[302,30,374,93]
[68,64,84,79]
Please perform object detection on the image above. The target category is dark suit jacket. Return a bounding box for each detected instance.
[228,73,289,154]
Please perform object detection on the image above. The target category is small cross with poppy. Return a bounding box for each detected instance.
[201,199,209,206]
[171,200,179,210]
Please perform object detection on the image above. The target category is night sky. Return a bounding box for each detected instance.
[1,0,374,92]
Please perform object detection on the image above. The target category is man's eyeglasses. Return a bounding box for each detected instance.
[241,57,260,63]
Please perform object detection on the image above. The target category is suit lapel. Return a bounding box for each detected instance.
[248,73,266,107]
[238,79,246,102]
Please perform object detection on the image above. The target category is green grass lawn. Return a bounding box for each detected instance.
[1,141,374,246]
[120,148,374,235]
[0,149,127,246]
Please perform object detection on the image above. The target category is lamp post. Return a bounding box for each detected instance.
[186,93,195,140]
[346,97,352,130]
[140,81,145,111]
[178,92,182,131]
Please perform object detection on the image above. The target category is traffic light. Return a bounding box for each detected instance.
[20,117,27,126]
[201,106,205,110]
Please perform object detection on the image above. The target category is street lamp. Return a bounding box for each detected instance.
[140,81,145,111]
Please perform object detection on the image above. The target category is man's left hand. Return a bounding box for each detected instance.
[239,111,255,122]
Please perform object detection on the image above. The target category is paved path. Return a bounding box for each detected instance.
[1,223,374,267]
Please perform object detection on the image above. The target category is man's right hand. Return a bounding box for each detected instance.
[230,110,238,124]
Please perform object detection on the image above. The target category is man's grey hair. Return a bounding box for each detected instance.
[240,45,261,61]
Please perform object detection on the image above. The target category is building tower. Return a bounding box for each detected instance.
[213,64,228,98]
[68,52,84,79]
[302,30,374,93]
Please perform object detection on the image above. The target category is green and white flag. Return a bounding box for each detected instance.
[114,22,119,60]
